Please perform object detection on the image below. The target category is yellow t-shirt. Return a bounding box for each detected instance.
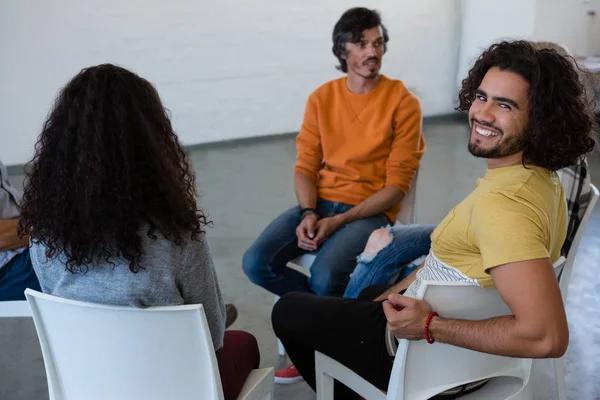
[430,165,567,288]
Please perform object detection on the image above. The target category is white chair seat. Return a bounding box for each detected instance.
[290,252,317,270]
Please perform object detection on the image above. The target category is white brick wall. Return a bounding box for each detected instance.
[0,0,462,165]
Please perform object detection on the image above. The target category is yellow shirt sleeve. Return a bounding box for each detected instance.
[469,192,550,272]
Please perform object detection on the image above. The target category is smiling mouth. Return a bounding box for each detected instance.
[473,123,501,138]
[363,60,379,67]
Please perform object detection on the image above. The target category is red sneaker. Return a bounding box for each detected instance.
[274,364,304,384]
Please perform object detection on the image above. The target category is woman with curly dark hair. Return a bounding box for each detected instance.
[19,64,259,400]
[270,41,596,399]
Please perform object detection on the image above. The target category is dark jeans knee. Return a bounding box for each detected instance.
[309,270,343,297]
[241,248,264,284]
[0,250,41,301]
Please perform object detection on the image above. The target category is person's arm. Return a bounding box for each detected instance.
[295,173,320,251]
[178,233,226,351]
[294,93,322,208]
[311,186,405,246]
[337,186,404,224]
[0,219,29,250]
[294,94,322,250]
[295,173,318,210]
[383,257,568,358]
[383,194,568,358]
[429,257,568,357]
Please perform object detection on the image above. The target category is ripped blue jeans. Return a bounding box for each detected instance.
[343,224,436,299]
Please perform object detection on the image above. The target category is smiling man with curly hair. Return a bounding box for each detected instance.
[272,40,597,399]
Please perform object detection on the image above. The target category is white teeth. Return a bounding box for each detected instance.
[475,126,499,137]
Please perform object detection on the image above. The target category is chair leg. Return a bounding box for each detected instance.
[278,339,286,357]
[316,369,335,400]
[274,295,286,356]
[554,357,566,400]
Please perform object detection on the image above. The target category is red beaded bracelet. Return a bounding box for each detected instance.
[424,311,439,344]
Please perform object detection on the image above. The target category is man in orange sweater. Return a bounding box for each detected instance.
[243,7,425,300]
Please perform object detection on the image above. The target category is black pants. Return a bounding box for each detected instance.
[271,284,395,399]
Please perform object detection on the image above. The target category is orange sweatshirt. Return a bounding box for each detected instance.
[295,75,425,223]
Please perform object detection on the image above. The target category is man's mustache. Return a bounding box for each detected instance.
[362,57,379,65]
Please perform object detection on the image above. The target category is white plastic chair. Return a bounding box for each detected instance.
[315,278,540,400]
[276,173,420,356]
[0,300,31,317]
[313,252,572,399]
[24,289,274,400]
[551,184,599,400]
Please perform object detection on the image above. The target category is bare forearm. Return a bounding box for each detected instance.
[0,219,29,250]
[339,186,404,224]
[374,265,421,301]
[429,315,568,358]
[294,173,318,209]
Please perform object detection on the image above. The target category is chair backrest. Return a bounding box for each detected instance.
[387,281,530,399]
[24,289,223,400]
[558,183,599,303]
[396,170,419,225]
[0,300,31,318]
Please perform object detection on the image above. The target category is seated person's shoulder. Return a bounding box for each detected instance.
[474,191,528,210]
[473,190,545,220]
[472,192,552,271]
[309,77,345,101]
[383,77,420,102]
[488,166,561,204]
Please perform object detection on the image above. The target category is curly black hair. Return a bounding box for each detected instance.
[332,7,389,73]
[18,64,209,273]
[457,40,596,171]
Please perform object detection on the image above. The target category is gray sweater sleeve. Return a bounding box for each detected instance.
[177,233,226,351]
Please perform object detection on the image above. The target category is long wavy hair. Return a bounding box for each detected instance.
[19,64,209,273]
[457,40,596,171]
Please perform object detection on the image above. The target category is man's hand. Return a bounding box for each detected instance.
[382,294,433,340]
[313,215,345,246]
[296,213,318,251]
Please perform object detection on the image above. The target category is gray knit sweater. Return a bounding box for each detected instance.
[30,231,226,351]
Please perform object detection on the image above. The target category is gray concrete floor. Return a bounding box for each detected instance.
[1,118,599,399]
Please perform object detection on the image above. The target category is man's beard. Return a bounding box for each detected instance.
[468,119,527,159]
[356,57,380,79]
